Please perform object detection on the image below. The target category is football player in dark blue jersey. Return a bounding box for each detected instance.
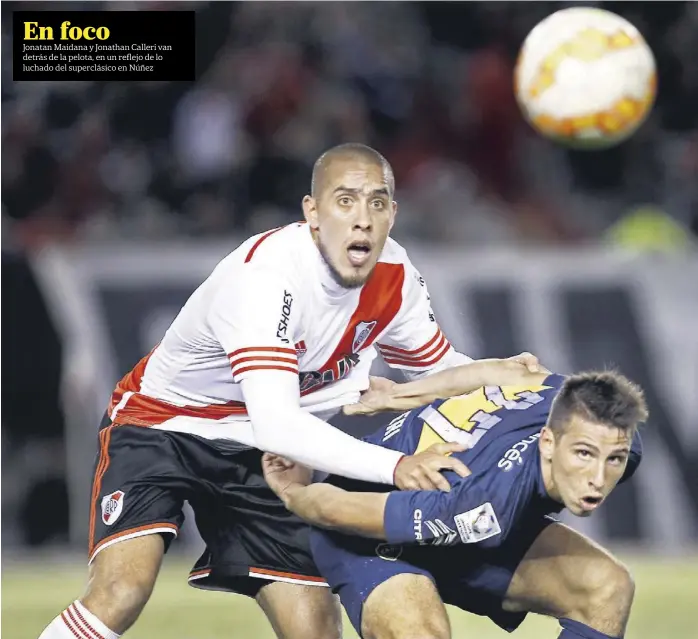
[263,362,647,639]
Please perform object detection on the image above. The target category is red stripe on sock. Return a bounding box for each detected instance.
[70,604,106,639]
[61,611,87,639]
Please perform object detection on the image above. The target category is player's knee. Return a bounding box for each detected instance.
[82,534,163,631]
[299,610,342,639]
[405,616,450,639]
[364,613,450,639]
[362,574,450,639]
[289,595,342,639]
[257,583,342,639]
[82,572,154,629]
[576,558,635,621]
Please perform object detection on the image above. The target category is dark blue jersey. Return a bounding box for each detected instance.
[361,374,643,548]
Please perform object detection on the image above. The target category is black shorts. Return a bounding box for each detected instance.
[89,421,328,596]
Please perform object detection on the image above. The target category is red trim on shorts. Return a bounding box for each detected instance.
[89,522,179,563]
[88,426,115,558]
[248,567,327,583]
[188,568,212,579]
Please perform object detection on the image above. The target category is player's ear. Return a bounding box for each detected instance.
[539,426,555,461]
[388,200,398,232]
[302,195,319,230]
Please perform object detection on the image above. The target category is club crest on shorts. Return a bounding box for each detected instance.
[352,320,377,353]
[375,543,403,561]
[101,490,125,526]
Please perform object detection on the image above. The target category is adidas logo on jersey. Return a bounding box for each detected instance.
[422,518,459,546]
[412,509,459,546]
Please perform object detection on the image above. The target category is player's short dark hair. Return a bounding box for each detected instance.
[548,370,648,435]
[311,143,395,198]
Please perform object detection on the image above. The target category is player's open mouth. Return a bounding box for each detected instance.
[580,495,603,511]
[347,241,372,267]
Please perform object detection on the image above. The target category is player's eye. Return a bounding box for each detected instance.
[338,196,353,207]
[608,455,626,465]
[576,449,592,459]
[371,199,385,209]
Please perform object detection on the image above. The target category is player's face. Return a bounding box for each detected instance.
[540,416,632,517]
[302,159,396,288]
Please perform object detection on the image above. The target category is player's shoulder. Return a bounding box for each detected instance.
[377,237,424,294]
[217,222,310,276]
[379,236,411,266]
[202,224,308,301]
[240,222,310,266]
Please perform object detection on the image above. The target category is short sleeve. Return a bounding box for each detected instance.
[383,473,510,548]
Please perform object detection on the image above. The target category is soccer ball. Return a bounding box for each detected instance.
[514,7,657,149]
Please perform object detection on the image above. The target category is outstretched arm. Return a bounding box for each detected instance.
[344,355,551,416]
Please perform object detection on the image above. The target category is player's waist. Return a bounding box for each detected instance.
[107,386,356,429]
[108,389,248,426]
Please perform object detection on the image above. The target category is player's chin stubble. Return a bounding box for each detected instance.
[317,238,372,289]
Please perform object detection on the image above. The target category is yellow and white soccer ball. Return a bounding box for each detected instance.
[515,7,657,149]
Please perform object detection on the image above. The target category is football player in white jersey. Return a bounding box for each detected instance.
[38,144,541,639]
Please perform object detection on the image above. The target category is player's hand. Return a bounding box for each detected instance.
[506,351,549,374]
[262,453,313,502]
[393,442,471,492]
[342,376,397,416]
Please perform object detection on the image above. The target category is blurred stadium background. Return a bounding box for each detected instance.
[2,1,697,638]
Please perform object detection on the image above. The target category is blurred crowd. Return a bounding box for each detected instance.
[2,0,698,250]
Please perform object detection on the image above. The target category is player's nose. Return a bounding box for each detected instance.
[589,462,607,491]
[352,203,372,230]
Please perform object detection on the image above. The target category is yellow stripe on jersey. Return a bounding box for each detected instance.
[415,423,448,455]
[437,384,553,432]
[413,383,554,452]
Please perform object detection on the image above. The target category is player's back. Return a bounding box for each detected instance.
[367,375,563,474]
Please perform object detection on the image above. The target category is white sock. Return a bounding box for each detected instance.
[39,600,121,639]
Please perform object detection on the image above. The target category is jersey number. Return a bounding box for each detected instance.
[415,384,546,452]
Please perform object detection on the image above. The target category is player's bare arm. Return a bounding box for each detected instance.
[263,440,476,537]
[344,353,551,416]
[263,452,390,539]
